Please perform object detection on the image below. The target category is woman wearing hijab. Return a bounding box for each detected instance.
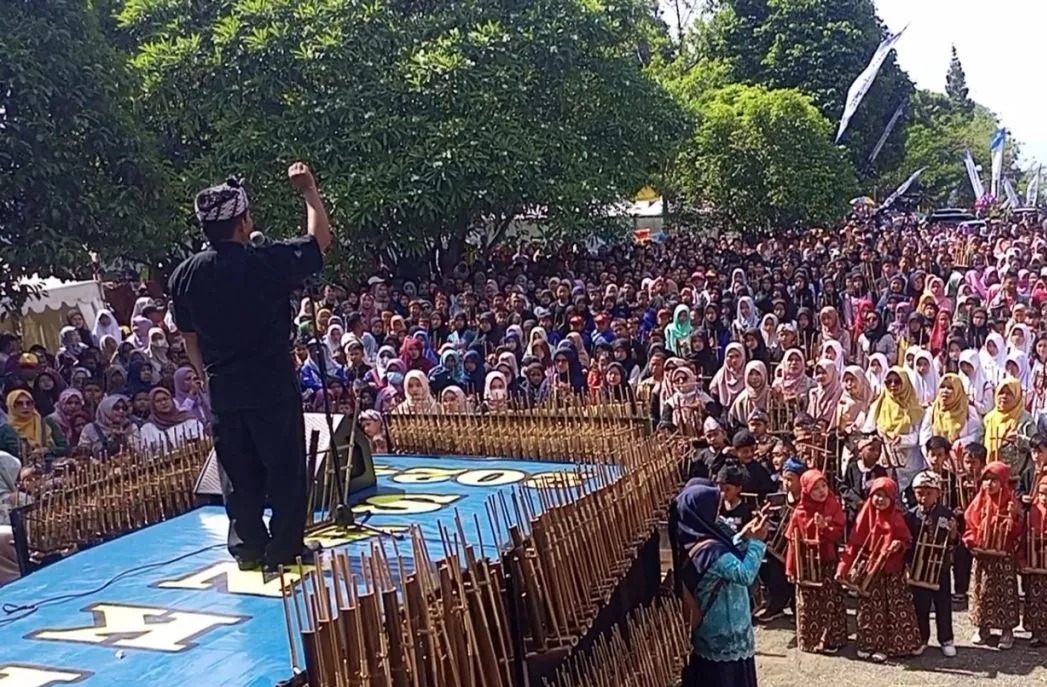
[31,370,62,417]
[958,349,993,416]
[676,480,766,687]
[89,309,120,348]
[77,394,140,457]
[140,387,205,450]
[863,367,926,494]
[127,316,152,350]
[0,451,29,584]
[865,352,888,396]
[897,313,930,365]
[664,304,694,357]
[709,343,746,409]
[731,297,759,342]
[46,389,86,447]
[1005,350,1034,395]
[856,310,896,368]
[727,361,769,430]
[911,349,940,407]
[740,328,769,367]
[919,374,982,450]
[427,350,465,394]
[394,370,441,414]
[817,306,851,362]
[983,378,1036,464]
[373,359,406,414]
[439,386,470,413]
[399,336,434,374]
[806,359,843,430]
[483,371,510,413]
[786,469,847,654]
[963,461,1023,649]
[4,389,67,459]
[173,367,212,427]
[837,476,922,661]
[661,366,716,437]
[358,410,389,453]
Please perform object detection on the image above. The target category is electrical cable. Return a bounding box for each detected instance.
[0,543,226,628]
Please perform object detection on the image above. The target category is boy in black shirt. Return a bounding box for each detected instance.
[905,470,957,657]
[717,463,755,533]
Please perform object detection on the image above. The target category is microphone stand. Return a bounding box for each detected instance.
[303,279,396,539]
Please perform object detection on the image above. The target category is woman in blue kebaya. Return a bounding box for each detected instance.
[676,479,766,687]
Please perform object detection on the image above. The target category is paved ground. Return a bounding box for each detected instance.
[754,600,1047,687]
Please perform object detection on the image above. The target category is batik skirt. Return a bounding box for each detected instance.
[969,555,1020,630]
[1023,573,1047,637]
[794,560,849,652]
[856,570,922,656]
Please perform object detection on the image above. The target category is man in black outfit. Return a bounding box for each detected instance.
[169,162,332,572]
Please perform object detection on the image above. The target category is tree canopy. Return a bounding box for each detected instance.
[117,0,690,270]
[669,84,855,229]
[692,0,913,175]
[945,45,972,111]
[0,0,175,311]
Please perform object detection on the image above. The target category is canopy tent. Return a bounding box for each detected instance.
[0,276,106,351]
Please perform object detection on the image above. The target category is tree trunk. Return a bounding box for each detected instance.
[438,227,468,276]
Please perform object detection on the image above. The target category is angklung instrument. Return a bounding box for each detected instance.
[767,501,794,563]
[907,513,952,591]
[878,433,908,469]
[972,497,1015,557]
[1021,521,1047,575]
[791,516,824,588]
[838,534,892,597]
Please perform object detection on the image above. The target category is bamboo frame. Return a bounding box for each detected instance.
[838,535,892,597]
[1022,527,1047,575]
[792,520,823,588]
[972,498,1015,557]
[907,516,951,591]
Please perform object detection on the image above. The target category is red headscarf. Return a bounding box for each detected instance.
[964,461,1022,552]
[786,469,845,577]
[838,477,911,576]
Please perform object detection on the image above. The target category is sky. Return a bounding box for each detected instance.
[875,0,1045,168]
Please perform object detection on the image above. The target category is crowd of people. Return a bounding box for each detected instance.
[3,209,1047,687]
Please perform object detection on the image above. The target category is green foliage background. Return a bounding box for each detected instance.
[0,0,1031,301]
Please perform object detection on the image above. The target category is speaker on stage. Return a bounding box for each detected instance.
[194,412,376,502]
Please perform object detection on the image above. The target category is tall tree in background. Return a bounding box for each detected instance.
[945,45,972,111]
[0,0,175,311]
[670,84,856,229]
[117,0,689,273]
[695,0,913,176]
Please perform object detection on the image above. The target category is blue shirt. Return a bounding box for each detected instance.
[690,535,765,662]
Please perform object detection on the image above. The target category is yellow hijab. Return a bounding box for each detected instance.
[875,366,924,436]
[931,373,969,442]
[5,389,49,450]
[984,378,1024,462]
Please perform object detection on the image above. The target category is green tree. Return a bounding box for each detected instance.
[890,90,1016,206]
[945,45,972,111]
[669,84,856,229]
[0,0,175,311]
[695,0,913,175]
[117,0,690,273]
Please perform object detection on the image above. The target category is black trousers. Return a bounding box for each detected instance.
[212,401,307,566]
[912,583,954,645]
[953,542,972,595]
[759,556,794,612]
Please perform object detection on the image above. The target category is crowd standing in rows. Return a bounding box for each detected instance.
[4,213,1047,687]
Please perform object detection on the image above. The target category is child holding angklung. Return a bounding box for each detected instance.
[756,457,806,623]
[786,469,848,654]
[836,476,922,662]
[905,471,957,657]
[1021,475,1047,647]
[963,461,1022,649]
[952,443,988,601]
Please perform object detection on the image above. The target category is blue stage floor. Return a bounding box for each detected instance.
[0,454,595,687]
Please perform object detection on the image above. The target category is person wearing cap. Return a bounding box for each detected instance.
[904,470,957,657]
[168,162,331,573]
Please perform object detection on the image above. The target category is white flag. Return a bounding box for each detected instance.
[1003,178,1021,209]
[963,150,985,200]
[990,128,1007,198]
[879,167,926,210]
[1027,166,1041,207]
[836,26,908,143]
[868,98,907,165]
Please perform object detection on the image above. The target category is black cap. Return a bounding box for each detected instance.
[732,429,757,449]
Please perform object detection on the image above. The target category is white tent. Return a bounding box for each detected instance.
[1,276,106,350]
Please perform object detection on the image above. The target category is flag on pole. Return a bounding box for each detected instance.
[1003,178,1021,209]
[879,167,926,210]
[963,150,985,200]
[836,25,908,143]
[868,98,907,165]
[990,128,1007,198]
[1027,166,1041,207]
